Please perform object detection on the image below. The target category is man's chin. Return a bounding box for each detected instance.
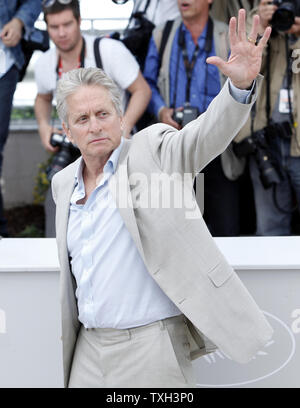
[56,42,77,53]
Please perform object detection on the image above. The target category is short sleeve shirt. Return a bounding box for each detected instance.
[34,34,140,109]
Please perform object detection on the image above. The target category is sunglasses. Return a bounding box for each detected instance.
[42,0,73,8]
[112,0,129,4]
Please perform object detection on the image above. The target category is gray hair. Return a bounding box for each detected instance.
[56,67,123,125]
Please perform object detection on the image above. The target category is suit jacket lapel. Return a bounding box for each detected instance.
[109,138,146,263]
[56,160,79,267]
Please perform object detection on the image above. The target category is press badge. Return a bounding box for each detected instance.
[279,89,294,114]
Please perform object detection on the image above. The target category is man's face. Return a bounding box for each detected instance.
[177,0,212,21]
[46,9,81,53]
[63,85,123,162]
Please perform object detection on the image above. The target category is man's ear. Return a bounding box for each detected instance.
[62,122,72,142]
[120,117,125,134]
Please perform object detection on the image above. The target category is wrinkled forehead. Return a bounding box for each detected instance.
[67,83,110,101]
[65,84,118,119]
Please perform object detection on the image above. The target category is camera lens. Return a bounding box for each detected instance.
[47,135,80,181]
[271,2,296,31]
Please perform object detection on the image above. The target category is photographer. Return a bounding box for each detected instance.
[34,0,151,237]
[125,0,180,26]
[143,0,244,237]
[234,0,300,235]
[111,1,180,71]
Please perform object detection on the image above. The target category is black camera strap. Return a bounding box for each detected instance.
[266,35,296,132]
[172,17,214,108]
[266,42,271,127]
[285,35,295,131]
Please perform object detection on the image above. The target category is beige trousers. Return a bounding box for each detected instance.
[68,315,196,388]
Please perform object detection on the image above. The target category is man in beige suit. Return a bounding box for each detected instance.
[52,10,272,388]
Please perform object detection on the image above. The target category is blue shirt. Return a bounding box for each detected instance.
[67,138,181,329]
[0,0,41,73]
[144,21,222,117]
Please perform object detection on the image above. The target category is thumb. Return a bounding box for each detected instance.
[0,26,7,38]
[207,56,230,78]
[206,56,226,70]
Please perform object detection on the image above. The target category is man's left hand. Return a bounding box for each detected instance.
[207,9,271,90]
[0,18,23,47]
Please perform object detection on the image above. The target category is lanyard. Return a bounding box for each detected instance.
[172,18,214,108]
[56,37,86,80]
[285,35,295,129]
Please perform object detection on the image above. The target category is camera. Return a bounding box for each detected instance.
[232,123,291,189]
[46,133,80,182]
[271,0,300,32]
[111,10,155,70]
[172,104,199,127]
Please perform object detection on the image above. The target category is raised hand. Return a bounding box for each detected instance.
[206,9,272,90]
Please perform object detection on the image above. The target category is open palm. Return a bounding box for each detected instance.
[207,9,272,89]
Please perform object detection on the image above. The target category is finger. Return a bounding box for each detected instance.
[257,26,272,51]
[1,28,9,39]
[2,38,13,47]
[3,29,12,40]
[287,24,298,35]
[172,121,181,130]
[0,24,8,37]
[43,140,59,153]
[47,145,59,153]
[166,116,181,129]
[229,16,238,48]
[237,8,247,42]
[53,127,63,134]
[248,14,260,43]
[206,56,227,74]
[164,110,180,128]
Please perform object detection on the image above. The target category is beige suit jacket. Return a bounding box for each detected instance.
[52,78,273,387]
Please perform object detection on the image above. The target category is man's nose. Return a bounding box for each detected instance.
[89,116,101,133]
[58,26,66,37]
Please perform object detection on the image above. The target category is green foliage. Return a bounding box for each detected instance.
[11,106,59,121]
[17,225,44,238]
[33,156,53,204]
[11,106,35,120]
